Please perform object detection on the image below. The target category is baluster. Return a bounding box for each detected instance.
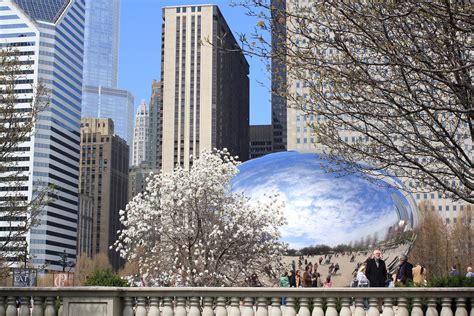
[470,300,474,316]
[5,297,16,316]
[397,298,409,316]
[426,298,438,316]
[455,298,468,316]
[440,298,453,316]
[339,298,351,316]
[19,296,30,316]
[58,297,64,316]
[312,298,324,316]
[299,297,310,316]
[32,297,43,316]
[0,297,6,316]
[44,297,56,316]
[242,297,254,316]
[136,297,147,316]
[189,297,201,316]
[256,297,268,316]
[176,297,187,316]
[122,297,134,316]
[58,298,63,316]
[162,297,174,316]
[215,297,227,316]
[325,298,338,316]
[368,297,380,316]
[285,297,296,316]
[229,297,241,316]
[270,297,281,316]
[354,298,366,316]
[148,297,160,316]
[382,298,394,316]
[411,298,423,316]
[202,297,214,316]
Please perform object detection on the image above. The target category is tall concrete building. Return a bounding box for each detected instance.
[128,165,151,201]
[159,5,250,172]
[77,194,93,257]
[272,0,473,224]
[271,0,287,152]
[249,125,273,159]
[147,80,161,169]
[79,118,128,270]
[132,100,149,167]
[81,0,134,146]
[0,0,85,270]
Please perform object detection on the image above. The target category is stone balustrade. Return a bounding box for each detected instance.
[0,287,472,316]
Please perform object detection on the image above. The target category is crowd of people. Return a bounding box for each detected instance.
[280,254,345,289]
[280,249,473,293]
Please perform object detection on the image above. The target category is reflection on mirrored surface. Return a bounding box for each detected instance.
[231,152,418,286]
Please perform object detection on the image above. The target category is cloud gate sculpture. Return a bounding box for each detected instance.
[231,151,419,250]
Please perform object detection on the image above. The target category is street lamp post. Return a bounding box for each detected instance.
[60,250,68,272]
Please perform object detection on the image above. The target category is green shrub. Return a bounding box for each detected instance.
[428,275,474,287]
[84,269,129,287]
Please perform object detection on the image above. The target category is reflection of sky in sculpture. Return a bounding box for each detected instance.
[231,152,411,249]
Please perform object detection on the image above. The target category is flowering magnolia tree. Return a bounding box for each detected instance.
[115,150,286,286]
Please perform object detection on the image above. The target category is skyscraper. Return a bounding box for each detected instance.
[81,0,134,146]
[160,5,250,172]
[82,86,134,146]
[132,100,149,167]
[147,80,161,170]
[271,0,287,152]
[82,0,119,88]
[0,0,85,270]
[79,118,128,270]
[249,125,273,159]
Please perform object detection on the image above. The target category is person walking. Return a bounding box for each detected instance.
[448,265,460,277]
[288,270,297,287]
[351,265,370,309]
[365,249,387,287]
[302,265,313,287]
[396,255,413,285]
[412,264,427,285]
[295,270,302,287]
[280,272,290,305]
[466,267,474,278]
[323,275,332,288]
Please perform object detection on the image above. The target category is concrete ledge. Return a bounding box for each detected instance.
[0,287,473,298]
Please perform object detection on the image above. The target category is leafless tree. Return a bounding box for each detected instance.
[0,47,50,270]
[238,1,473,203]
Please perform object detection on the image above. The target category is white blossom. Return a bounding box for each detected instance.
[114,150,286,286]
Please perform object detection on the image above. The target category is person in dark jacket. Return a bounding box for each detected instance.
[365,249,387,287]
[396,255,413,285]
[288,270,297,287]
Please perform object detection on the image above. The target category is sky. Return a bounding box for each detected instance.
[118,0,271,125]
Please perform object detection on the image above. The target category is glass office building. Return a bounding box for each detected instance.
[0,0,85,270]
[82,85,134,146]
[81,0,134,146]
